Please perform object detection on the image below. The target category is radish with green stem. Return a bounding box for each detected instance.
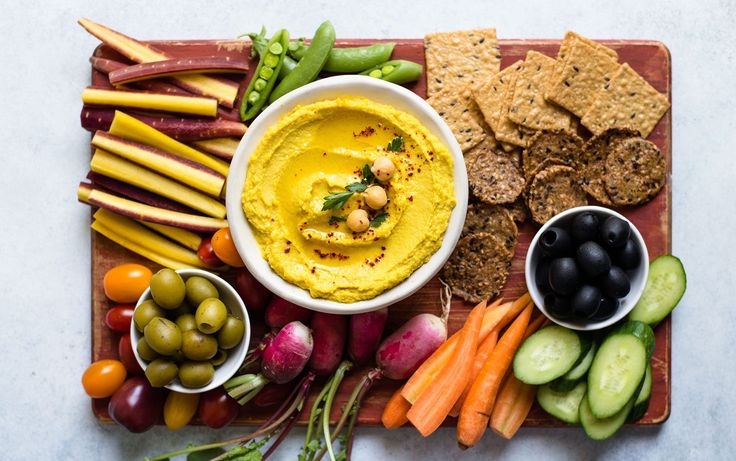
[310,312,348,376]
[348,307,388,365]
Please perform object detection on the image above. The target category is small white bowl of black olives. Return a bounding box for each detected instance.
[131,268,251,393]
[525,206,649,331]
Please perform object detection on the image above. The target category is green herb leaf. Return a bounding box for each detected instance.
[322,191,354,211]
[329,215,346,224]
[387,135,404,152]
[346,182,367,193]
[370,212,388,228]
[361,164,375,184]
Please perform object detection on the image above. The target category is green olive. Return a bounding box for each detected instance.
[181,329,218,361]
[150,268,186,309]
[170,301,194,319]
[178,361,215,388]
[133,300,165,332]
[145,359,178,387]
[218,316,245,350]
[143,317,182,355]
[195,298,228,334]
[136,337,159,361]
[211,349,228,367]
[185,276,219,307]
[175,314,197,333]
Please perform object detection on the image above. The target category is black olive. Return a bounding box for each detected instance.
[600,216,631,249]
[591,296,619,321]
[599,266,631,298]
[544,292,572,319]
[549,257,580,296]
[535,258,552,292]
[570,212,600,243]
[538,227,573,257]
[614,238,641,270]
[571,285,602,319]
[576,241,611,279]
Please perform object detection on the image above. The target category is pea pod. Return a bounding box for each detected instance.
[248,31,297,78]
[239,29,289,121]
[268,20,335,104]
[290,41,396,73]
[360,59,423,85]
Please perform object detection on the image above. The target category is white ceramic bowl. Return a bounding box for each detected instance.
[525,206,649,331]
[131,268,251,393]
[225,75,467,314]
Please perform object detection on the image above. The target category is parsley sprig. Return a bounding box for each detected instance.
[321,162,391,227]
[387,135,404,152]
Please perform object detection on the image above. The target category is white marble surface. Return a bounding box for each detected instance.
[1,0,733,459]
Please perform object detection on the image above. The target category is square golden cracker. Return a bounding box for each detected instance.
[493,62,533,147]
[558,31,618,62]
[425,29,501,96]
[508,51,573,131]
[427,86,487,152]
[546,39,621,118]
[471,65,516,134]
[581,63,671,137]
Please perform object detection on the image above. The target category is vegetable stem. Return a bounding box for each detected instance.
[322,361,352,461]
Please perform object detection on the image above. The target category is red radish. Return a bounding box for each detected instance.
[233,267,272,312]
[265,296,313,328]
[375,313,448,380]
[261,321,314,384]
[309,313,348,376]
[348,308,388,365]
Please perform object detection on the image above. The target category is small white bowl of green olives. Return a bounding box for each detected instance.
[131,268,251,394]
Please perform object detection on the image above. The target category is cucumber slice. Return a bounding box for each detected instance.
[587,322,652,418]
[629,255,686,326]
[537,380,587,424]
[513,325,583,385]
[580,392,634,440]
[628,363,653,422]
[549,342,597,392]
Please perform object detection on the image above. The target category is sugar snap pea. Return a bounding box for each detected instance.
[239,29,289,121]
[268,20,335,103]
[359,59,423,85]
[248,31,298,78]
[289,41,396,73]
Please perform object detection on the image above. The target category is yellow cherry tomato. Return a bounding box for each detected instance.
[211,228,244,267]
[82,360,127,398]
[103,263,153,303]
[164,391,200,430]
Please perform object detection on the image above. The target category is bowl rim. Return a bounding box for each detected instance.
[525,205,649,331]
[130,268,251,394]
[225,75,468,314]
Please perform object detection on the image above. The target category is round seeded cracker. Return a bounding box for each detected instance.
[527,165,588,224]
[580,127,640,204]
[441,232,512,304]
[522,130,584,181]
[604,137,666,206]
[462,203,518,256]
[467,141,525,205]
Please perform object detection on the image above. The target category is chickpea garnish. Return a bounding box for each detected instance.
[371,156,396,182]
[347,209,370,232]
[365,185,388,210]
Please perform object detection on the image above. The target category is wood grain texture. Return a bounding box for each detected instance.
[89,38,671,428]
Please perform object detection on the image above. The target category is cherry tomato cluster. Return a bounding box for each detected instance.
[82,262,250,433]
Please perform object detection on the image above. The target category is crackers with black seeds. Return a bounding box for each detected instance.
[427,86,487,152]
[580,128,640,204]
[604,137,666,205]
[527,165,588,224]
[467,139,525,205]
[522,130,584,181]
[441,232,512,303]
[462,203,518,255]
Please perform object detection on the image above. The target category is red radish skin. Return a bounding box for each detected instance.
[252,382,293,408]
[233,267,272,312]
[376,313,448,380]
[265,297,313,328]
[109,56,249,85]
[348,308,388,365]
[261,321,313,384]
[309,313,348,376]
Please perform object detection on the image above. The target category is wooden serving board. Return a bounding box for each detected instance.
[90,38,672,427]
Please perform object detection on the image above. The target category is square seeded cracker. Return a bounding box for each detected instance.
[545,39,621,118]
[581,63,670,137]
[471,65,516,135]
[425,29,501,97]
[427,85,487,152]
[508,51,573,131]
[558,31,618,62]
[493,61,534,147]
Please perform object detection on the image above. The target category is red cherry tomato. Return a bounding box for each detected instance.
[105,305,135,332]
[118,334,143,375]
[103,263,152,303]
[198,386,240,429]
[197,236,225,268]
[211,228,245,267]
[233,267,271,312]
[108,376,165,433]
[82,359,127,398]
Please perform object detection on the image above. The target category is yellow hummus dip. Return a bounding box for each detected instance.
[243,96,455,303]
